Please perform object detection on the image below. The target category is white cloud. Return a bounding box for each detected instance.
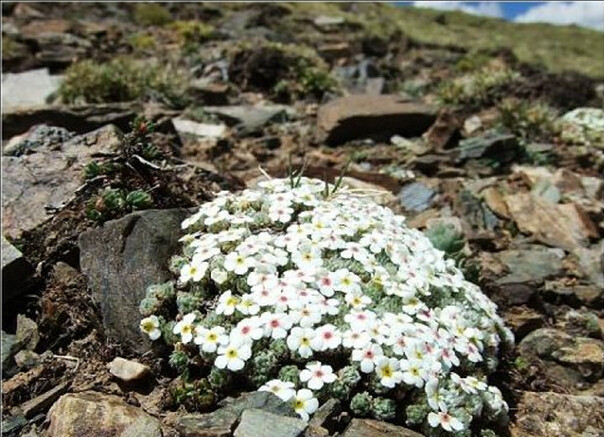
[412,1,504,18]
[514,2,604,31]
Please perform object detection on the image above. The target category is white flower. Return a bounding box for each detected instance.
[375,357,403,388]
[230,317,263,344]
[332,269,361,294]
[224,252,255,275]
[292,243,323,270]
[194,326,228,353]
[259,379,296,402]
[140,315,161,340]
[428,411,464,432]
[300,362,337,390]
[236,294,260,315]
[173,313,196,344]
[311,324,341,351]
[342,329,371,349]
[269,206,294,223]
[287,327,316,358]
[211,268,228,285]
[261,312,292,339]
[291,389,319,421]
[344,292,372,309]
[215,339,252,371]
[179,261,209,283]
[400,359,427,388]
[216,290,239,316]
[351,344,383,373]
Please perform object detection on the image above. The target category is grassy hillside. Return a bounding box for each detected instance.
[286,3,604,79]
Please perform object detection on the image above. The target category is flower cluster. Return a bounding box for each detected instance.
[140,177,513,435]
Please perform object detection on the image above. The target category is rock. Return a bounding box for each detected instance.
[543,281,604,308]
[463,115,482,135]
[14,350,40,369]
[481,187,510,218]
[317,95,437,145]
[173,118,227,139]
[188,80,230,106]
[1,331,18,373]
[519,328,604,389]
[20,382,69,418]
[174,412,236,437]
[204,105,292,134]
[1,68,61,110]
[504,306,545,339]
[574,244,604,288]
[2,124,122,239]
[313,15,345,27]
[2,237,35,302]
[511,391,604,437]
[341,419,424,437]
[175,392,295,437]
[1,416,27,435]
[397,182,436,212]
[2,103,136,139]
[47,391,162,437]
[306,399,340,437]
[29,32,92,70]
[422,109,460,150]
[494,246,565,285]
[79,208,191,353]
[457,130,519,163]
[505,193,598,252]
[340,177,396,206]
[234,409,307,437]
[218,391,296,418]
[3,124,74,156]
[108,357,151,382]
[16,314,39,351]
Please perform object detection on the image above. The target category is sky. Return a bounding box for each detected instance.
[404,1,604,31]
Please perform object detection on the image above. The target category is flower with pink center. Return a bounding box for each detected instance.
[311,324,341,351]
[351,343,383,373]
[300,362,337,390]
[261,312,293,339]
[428,410,464,432]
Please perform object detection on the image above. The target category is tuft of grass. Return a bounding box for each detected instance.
[133,3,172,26]
[127,33,157,52]
[169,20,215,48]
[58,57,189,107]
[498,98,558,142]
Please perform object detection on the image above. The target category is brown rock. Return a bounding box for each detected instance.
[482,187,510,218]
[2,125,122,239]
[422,109,460,150]
[317,95,437,145]
[108,357,150,382]
[47,391,162,437]
[505,193,598,252]
[504,306,545,339]
[511,391,604,437]
[20,382,69,418]
[341,419,424,437]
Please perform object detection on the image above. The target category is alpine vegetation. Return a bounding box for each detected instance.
[139,177,513,435]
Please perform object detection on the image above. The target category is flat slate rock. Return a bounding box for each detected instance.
[1,68,61,110]
[317,95,437,145]
[79,208,191,353]
[341,419,425,437]
[234,409,306,437]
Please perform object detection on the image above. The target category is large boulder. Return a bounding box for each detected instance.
[47,391,162,437]
[316,95,437,145]
[2,124,122,239]
[79,209,191,353]
[1,68,61,110]
[511,391,604,437]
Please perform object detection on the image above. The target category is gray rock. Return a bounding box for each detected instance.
[317,95,437,145]
[397,182,436,212]
[341,419,424,437]
[108,357,150,382]
[79,209,191,352]
[1,68,61,110]
[175,412,236,437]
[218,391,297,418]
[512,391,604,437]
[2,124,122,239]
[16,314,39,351]
[313,15,345,27]
[3,125,74,156]
[176,392,295,437]
[2,237,35,302]
[1,331,18,373]
[20,381,69,418]
[495,246,565,285]
[204,105,293,134]
[457,130,519,162]
[47,391,162,437]
[2,103,136,139]
[173,118,226,139]
[234,409,307,437]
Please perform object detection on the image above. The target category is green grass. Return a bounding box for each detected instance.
[284,3,604,79]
